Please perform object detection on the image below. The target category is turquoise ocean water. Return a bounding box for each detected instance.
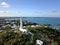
[6,17,60,28]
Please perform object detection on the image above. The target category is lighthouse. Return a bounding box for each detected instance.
[19,17,27,33]
[20,17,23,29]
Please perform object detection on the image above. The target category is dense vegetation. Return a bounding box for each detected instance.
[28,26,60,45]
[0,19,60,45]
[0,25,60,45]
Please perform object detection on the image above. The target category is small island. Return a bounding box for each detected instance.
[0,17,60,45]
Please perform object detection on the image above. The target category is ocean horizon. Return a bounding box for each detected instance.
[2,17,59,28]
[0,17,60,27]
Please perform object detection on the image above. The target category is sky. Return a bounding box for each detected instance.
[0,0,60,17]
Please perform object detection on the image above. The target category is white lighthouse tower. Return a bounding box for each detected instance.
[20,17,23,29]
[19,17,27,33]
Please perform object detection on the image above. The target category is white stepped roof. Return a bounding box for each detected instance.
[36,39,43,45]
[19,28,27,33]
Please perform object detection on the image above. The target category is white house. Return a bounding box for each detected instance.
[0,30,3,32]
[36,39,43,45]
[11,24,16,28]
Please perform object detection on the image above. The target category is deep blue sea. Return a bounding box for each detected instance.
[6,17,60,28]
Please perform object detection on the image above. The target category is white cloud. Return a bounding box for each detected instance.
[0,2,10,8]
[0,11,4,13]
[0,11,20,17]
